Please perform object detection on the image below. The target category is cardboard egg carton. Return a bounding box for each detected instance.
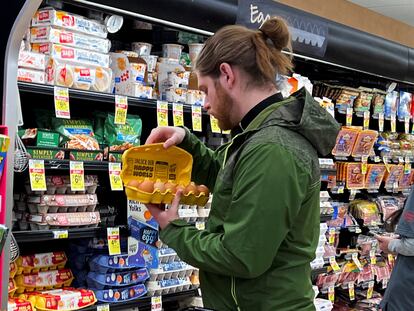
[146,277,192,296]
[149,261,195,281]
[27,194,98,214]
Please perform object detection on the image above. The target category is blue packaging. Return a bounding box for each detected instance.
[89,254,142,273]
[384,91,398,118]
[86,268,149,289]
[398,91,412,120]
[128,217,159,247]
[128,237,159,269]
[93,284,147,303]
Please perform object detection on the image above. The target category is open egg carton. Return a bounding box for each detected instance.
[149,261,195,281]
[146,277,193,296]
[26,194,98,214]
[27,211,100,230]
[158,247,179,264]
[24,175,99,195]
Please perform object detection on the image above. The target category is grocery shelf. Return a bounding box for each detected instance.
[44,159,109,171]
[12,227,111,242]
[83,289,199,311]
[18,81,206,114]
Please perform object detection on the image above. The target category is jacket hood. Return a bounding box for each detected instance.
[256,88,340,156]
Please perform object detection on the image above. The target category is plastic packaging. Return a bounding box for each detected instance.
[18,68,46,84]
[18,51,47,71]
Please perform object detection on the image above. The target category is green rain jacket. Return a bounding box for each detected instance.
[160,88,340,311]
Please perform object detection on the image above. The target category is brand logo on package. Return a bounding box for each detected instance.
[62,15,75,27]
[37,28,47,37]
[60,32,74,44]
[80,69,91,76]
[237,0,328,57]
[39,44,50,54]
[61,48,75,59]
[39,11,50,21]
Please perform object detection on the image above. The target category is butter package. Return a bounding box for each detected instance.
[18,51,47,71]
[33,43,110,68]
[93,284,147,303]
[18,68,45,84]
[15,269,74,293]
[30,26,110,53]
[32,8,108,38]
[16,252,67,274]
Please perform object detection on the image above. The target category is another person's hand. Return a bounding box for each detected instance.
[376,235,397,253]
[145,190,182,230]
[145,126,186,149]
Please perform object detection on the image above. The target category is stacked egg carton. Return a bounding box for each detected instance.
[29,7,112,93]
[13,175,100,231]
[311,223,328,270]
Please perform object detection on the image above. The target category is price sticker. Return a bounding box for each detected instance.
[192,105,202,132]
[370,250,377,265]
[53,230,68,239]
[114,95,128,125]
[54,86,70,119]
[337,186,344,194]
[352,253,363,271]
[210,115,221,133]
[328,286,335,302]
[29,159,47,191]
[383,157,391,172]
[367,281,374,299]
[399,156,404,163]
[388,254,395,265]
[405,157,411,174]
[70,161,85,192]
[382,279,388,289]
[362,156,368,175]
[346,108,353,126]
[328,228,336,245]
[363,111,370,129]
[107,227,121,256]
[378,112,384,132]
[348,282,355,301]
[157,101,169,127]
[329,256,340,272]
[97,304,110,311]
[355,227,362,234]
[109,162,123,191]
[151,296,162,311]
[391,114,396,133]
[195,221,205,230]
[222,129,231,135]
[374,156,380,163]
[405,116,411,134]
[173,103,184,127]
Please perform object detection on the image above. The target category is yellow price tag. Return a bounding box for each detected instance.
[173,103,184,127]
[151,296,162,311]
[329,256,340,272]
[97,304,110,311]
[404,157,411,174]
[70,161,85,192]
[29,159,47,191]
[367,281,374,299]
[222,129,231,135]
[338,186,344,194]
[363,111,370,130]
[328,286,335,302]
[54,86,70,119]
[348,282,355,301]
[405,116,411,134]
[391,114,396,132]
[192,105,202,132]
[195,221,205,230]
[157,101,169,127]
[210,115,221,133]
[370,250,377,265]
[346,108,353,126]
[378,112,384,132]
[328,228,336,245]
[388,254,395,265]
[53,230,68,239]
[109,162,123,191]
[352,253,363,271]
[115,95,128,125]
[361,156,368,175]
[107,227,121,256]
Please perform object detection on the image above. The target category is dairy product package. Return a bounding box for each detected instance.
[18,51,47,71]
[18,68,45,84]
[32,7,108,38]
[46,58,112,92]
[32,43,110,68]
[31,26,111,53]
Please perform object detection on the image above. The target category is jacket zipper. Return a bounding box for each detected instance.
[222,133,241,168]
[231,276,241,311]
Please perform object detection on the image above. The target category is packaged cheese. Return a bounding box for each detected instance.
[18,68,45,84]
[32,8,108,38]
[30,26,110,53]
[18,51,47,70]
[32,43,110,68]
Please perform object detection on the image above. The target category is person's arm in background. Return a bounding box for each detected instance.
[389,238,414,256]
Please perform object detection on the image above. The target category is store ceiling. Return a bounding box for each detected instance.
[348,0,414,27]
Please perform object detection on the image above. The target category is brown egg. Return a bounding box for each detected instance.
[154,179,166,193]
[127,180,141,189]
[164,181,177,193]
[184,182,198,195]
[138,179,154,193]
[197,184,210,196]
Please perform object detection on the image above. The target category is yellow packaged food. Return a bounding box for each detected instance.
[15,269,73,294]
[8,298,34,311]
[121,143,209,206]
[16,252,67,275]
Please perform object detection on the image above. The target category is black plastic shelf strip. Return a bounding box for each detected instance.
[44,159,108,171]
[13,227,106,243]
[82,289,199,311]
[18,82,206,114]
[320,168,337,176]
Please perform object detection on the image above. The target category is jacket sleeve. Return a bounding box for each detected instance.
[178,127,223,190]
[159,143,311,278]
[389,238,414,256]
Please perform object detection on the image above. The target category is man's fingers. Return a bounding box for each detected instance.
[171,190,182,207]
[163,136,178,149]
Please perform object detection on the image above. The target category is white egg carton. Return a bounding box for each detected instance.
[149,261,194,281]
[314,298,333,311]
[315,246,325,259]
[25,176,99,195]
[158,248,178,264]
[146,277,192,296]
[310,257,325,270]
[178,206,198,222]
[320,191,330,202]
[197,208,210,218]
[320,223,328,235]
[27,211,100,230]
[26,194,98,214]
[318,235,327,247]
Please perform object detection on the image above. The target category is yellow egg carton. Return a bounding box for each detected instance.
[8,297,34,311]
[15,269,73,294]
[16,252,67,275]
[9,278,17,297]
[121,143,209,206]
[20,288,96,311]
[10,261,18,278]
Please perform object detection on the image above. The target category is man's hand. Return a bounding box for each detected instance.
[376,235,397,253]
[145,126,186,149]
[146,191,183,230]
